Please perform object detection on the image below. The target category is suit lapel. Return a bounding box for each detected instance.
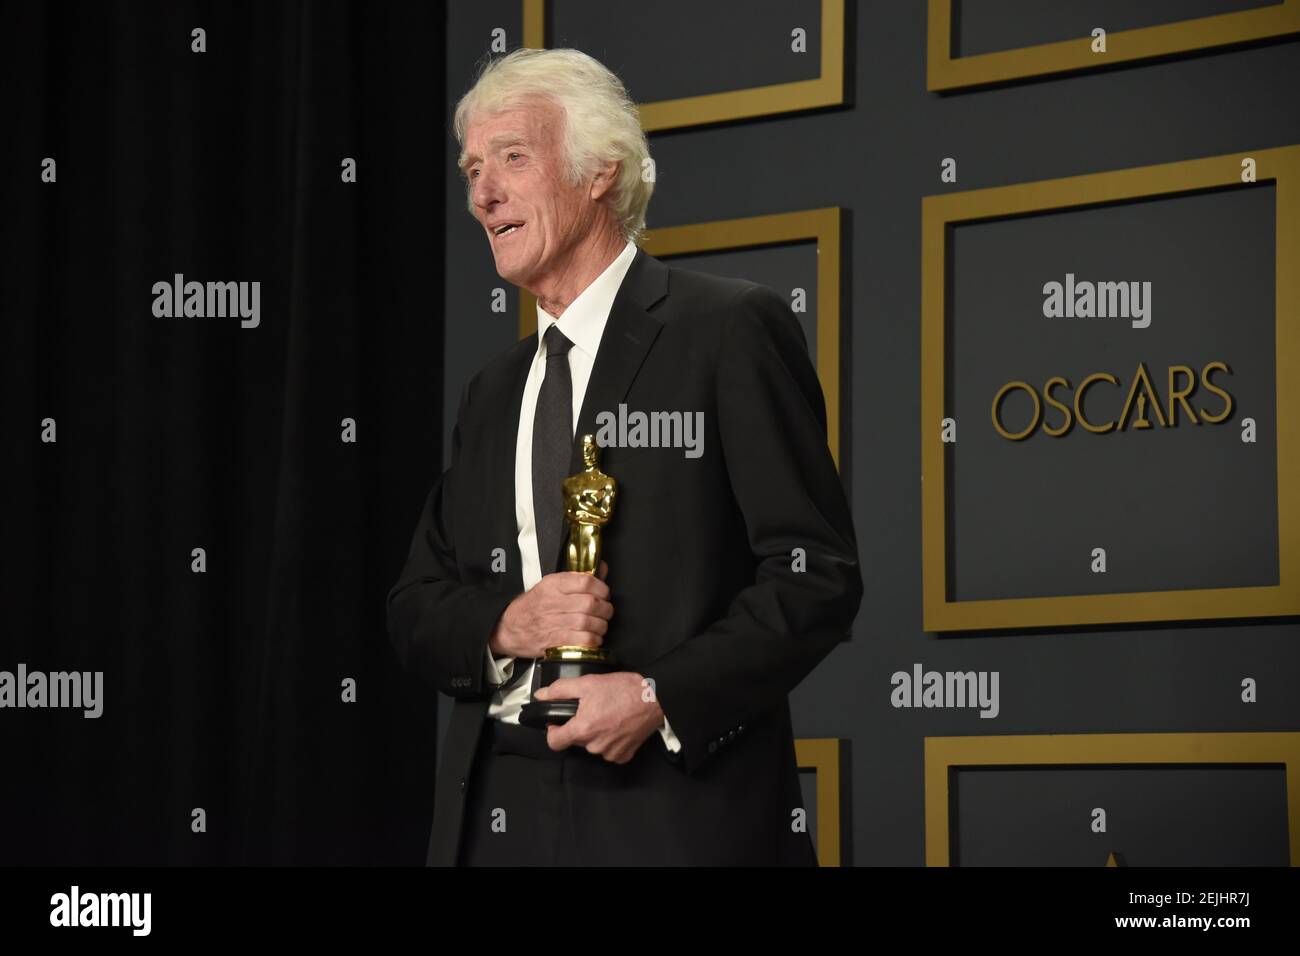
[567,246,670,476]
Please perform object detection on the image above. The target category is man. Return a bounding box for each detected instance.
[386,47,862,866]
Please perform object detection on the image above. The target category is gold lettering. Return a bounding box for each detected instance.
[1042,376,1074,437]
[992,381,1040,441]
[1075,372,1119,434]
[1166,364,1199,426]
[1118,362,1168,430]
[1199,360,1234,423]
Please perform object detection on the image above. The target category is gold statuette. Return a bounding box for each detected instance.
[518,434,619,726]
[563,433,617,575]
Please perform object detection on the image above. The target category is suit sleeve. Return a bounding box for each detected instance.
[386,378,517,700]
[640,284,863,775]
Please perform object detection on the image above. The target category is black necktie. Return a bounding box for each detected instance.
[499,324,574,694]
[532,323,575,576]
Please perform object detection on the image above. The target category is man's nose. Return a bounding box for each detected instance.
[471,166,504,212]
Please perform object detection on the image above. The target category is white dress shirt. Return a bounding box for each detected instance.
[483,238,682,753]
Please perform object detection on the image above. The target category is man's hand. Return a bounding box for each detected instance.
[489,561,612,659]
[537,672,665,764]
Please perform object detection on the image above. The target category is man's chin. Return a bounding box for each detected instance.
[493,256,536,287]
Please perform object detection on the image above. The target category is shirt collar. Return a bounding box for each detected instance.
[535,240,638,359]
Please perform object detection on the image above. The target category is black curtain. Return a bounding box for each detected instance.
[3,1,448,864]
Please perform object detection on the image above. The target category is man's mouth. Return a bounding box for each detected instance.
[492,222,525,240]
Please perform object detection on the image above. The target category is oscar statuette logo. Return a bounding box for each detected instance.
[518,433,618,727]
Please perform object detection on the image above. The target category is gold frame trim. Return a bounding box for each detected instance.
[520,207,843,470]
[927,0,1300,91]
[796,737,844,867]
[924,731,1300,866]
[523,0,845,132]
[921,145,1300,631]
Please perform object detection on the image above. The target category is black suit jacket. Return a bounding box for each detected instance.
[386,246,863,865]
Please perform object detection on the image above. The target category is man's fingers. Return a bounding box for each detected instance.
[551,570,610,600]
[597,560,609,581]
[546,594,612,625]
[546,721,575,751]
[555,628,602,649]
[571,595,613,619]
[558,613,606,640]
[535,677,584,701]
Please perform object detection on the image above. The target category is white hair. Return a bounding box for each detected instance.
[453,47,654,243]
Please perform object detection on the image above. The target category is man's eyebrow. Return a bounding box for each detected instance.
[458,134,528,173]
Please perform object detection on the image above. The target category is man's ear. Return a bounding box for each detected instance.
[589,159,621,202]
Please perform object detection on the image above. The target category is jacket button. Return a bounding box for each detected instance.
[738,724,745,733]
[459,777,466,793]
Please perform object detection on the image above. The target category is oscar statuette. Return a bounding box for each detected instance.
[518,433,618,727]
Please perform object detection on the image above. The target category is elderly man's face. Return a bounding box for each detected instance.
[462,100,599,289]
